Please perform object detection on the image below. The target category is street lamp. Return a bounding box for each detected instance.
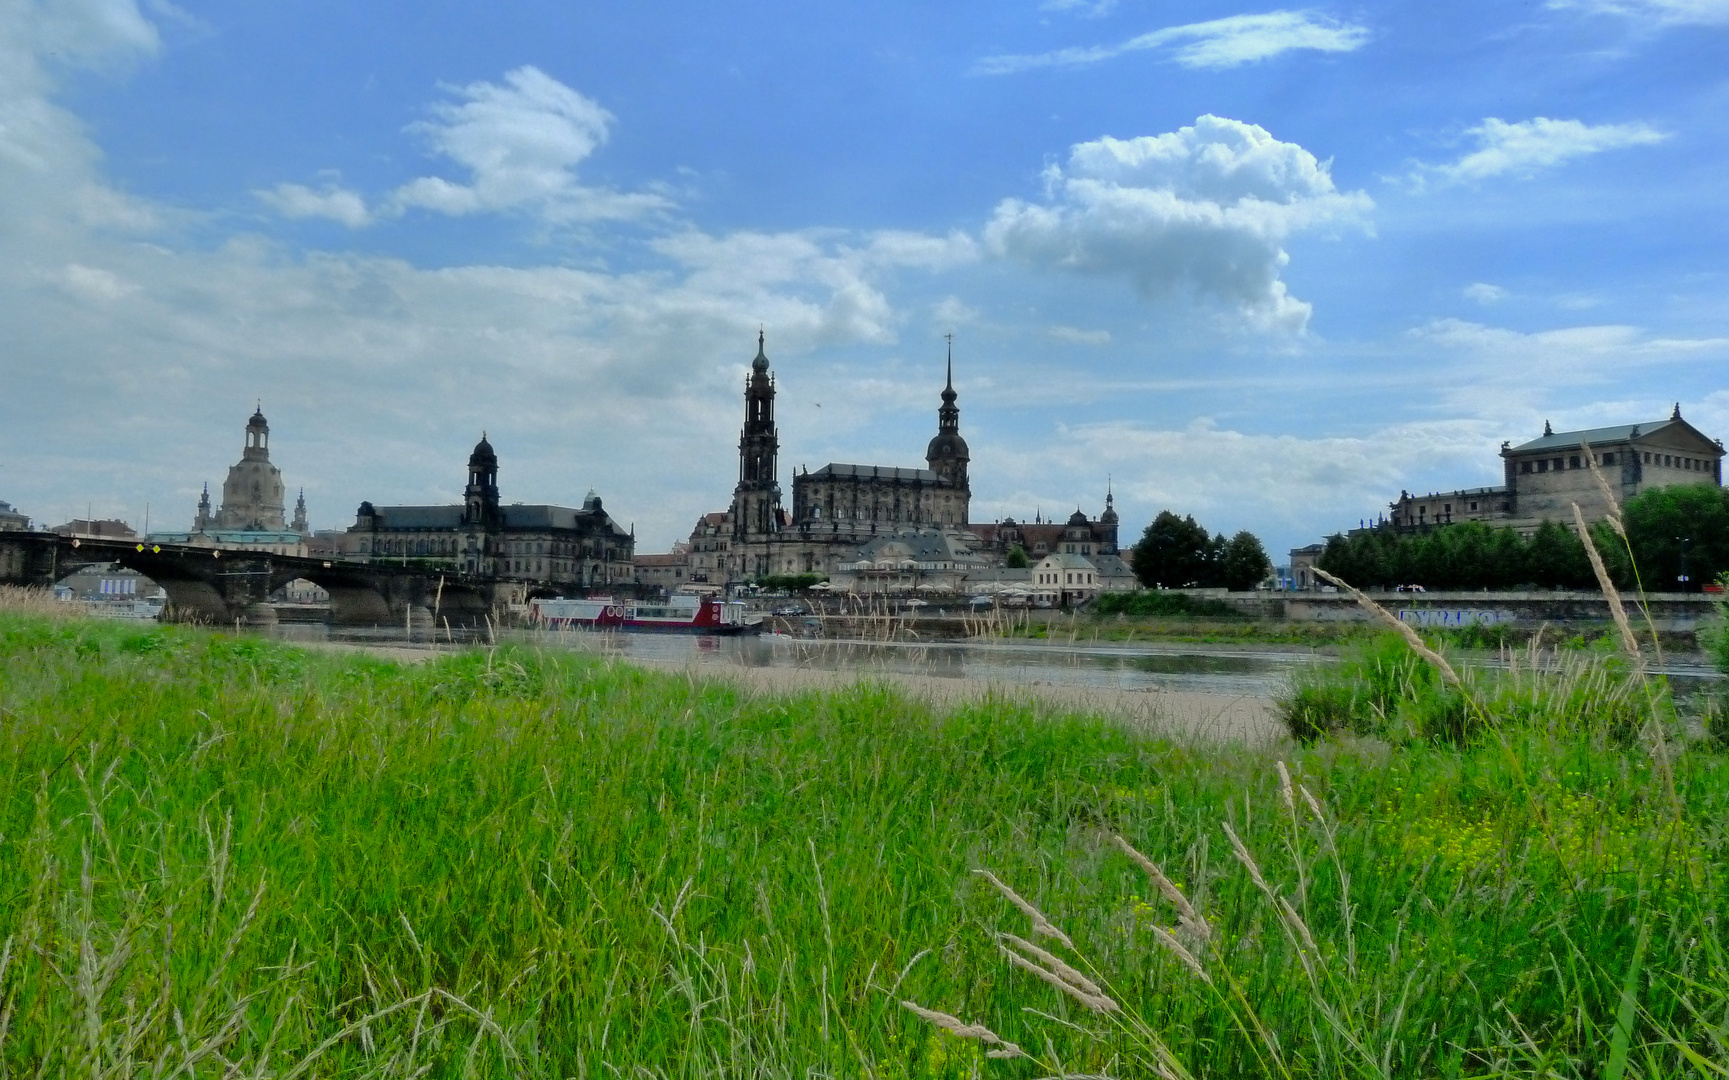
[1675,535,1691,592]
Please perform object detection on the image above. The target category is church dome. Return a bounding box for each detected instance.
[751,330,770,374]
[247,407,268,431]
[926,430,969,462]
[1067,508,1090,526]
[469,433,497,466]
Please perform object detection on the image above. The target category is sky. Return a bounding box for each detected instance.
[2,0,1726,558]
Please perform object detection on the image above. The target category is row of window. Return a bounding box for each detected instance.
[1518,450,1716,475]
[1035,571,1097,586]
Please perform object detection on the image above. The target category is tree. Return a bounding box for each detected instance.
[1219,531,1272,591]
[1130,512,1215,588]
[1622,483,1729,591]
[1005,545,1029,569]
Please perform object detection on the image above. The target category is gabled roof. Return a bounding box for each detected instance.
[1034,553,1097,570]
[808,462,942,483]
[1509,416,1723,454]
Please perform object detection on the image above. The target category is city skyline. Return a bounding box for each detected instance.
[2,0,1726,555]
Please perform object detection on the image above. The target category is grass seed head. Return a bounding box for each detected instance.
[1571,502,1642,666]
[1110,834,1208,939]
[1151,925,1211,985]
[1001,932,1104,997]
[974,869,1073,949]
[996,943,1120,1013]
[900,1001,1025,1057]
[1582,440,1627,538]
[1313,569,1463,688]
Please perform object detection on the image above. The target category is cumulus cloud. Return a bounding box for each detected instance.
[252,66,670,227]
[1463,282,1507,304]
[385,66,668,222]
[1421,117,1667,184]
[1547,0,1729,24]
[255,182,371,228]
[974,11,1370,75]
[983,115,1372,330]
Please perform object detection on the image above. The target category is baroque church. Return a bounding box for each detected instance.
[149,407,311,556]
[682,333,1124,589]
[688,333,977,581]
[343,434,635,587]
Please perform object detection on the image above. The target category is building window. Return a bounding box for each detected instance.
[1644,452,1651,463]
[1520,462,1532,474]
[1470,502,1478,511]
[1603,453,1615,465]
[1568,455,1580,469]
[1537,461,1547,473]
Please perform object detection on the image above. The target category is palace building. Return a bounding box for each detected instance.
[343,434,634,587]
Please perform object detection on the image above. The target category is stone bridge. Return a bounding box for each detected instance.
[0,532,504,629]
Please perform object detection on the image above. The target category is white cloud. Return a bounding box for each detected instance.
[1047,325,1111,345]
[1547,0,1729,24]
[973,11,1370,75]
[1463,282,1507,304]
[983,115,1372,330]
[53,262,137,300]
[255,182,371,228]
[30,0,160,70]
[1408,319,1729,398]
[1422,117,1667,184]
[385,66,669,222]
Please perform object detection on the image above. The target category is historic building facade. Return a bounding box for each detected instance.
[689,334,980,581]
[147,408,311,555]
[342,435,634,587]
[1388,407,1725,533]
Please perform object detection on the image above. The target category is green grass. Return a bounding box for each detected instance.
[3,613,1729,1077]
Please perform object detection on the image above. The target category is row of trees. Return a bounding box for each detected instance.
[1129,511,1272,591]
[1316,484,1729,591]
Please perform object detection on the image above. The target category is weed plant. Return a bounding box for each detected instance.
[2,611,1728,1077]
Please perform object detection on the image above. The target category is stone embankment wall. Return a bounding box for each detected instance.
[1203,589,1718,630]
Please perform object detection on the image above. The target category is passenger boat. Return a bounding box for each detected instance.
[529,594,761,635]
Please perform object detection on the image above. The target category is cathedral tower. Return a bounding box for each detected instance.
[463,433,501,528]
[730,331,783,557]
[925,339,971,523]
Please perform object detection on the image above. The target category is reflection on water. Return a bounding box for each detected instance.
[271,622,1308,697]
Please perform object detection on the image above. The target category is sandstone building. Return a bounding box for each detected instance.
[149,407,310,556]
[1388,406,1725,533]
[688,333,977,581]
[343,435,634,587]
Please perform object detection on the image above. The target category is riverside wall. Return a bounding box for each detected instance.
[1198,589,1719,631]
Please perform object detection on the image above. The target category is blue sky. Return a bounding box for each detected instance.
[2,0,1726,556]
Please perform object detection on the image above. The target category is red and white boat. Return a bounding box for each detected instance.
[530,594,761,635]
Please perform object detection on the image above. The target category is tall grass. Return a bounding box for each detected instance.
[2,613,1727,1076]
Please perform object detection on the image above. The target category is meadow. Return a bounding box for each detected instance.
[2,600,1728,1078]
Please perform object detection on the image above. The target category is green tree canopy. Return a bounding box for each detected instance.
[1220,531,1272,591]
[1131,511,1214,588]
[1130,513,1271,590]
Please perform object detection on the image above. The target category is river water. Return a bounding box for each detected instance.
[268,623,1725,702]
[271,624,1309,698]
